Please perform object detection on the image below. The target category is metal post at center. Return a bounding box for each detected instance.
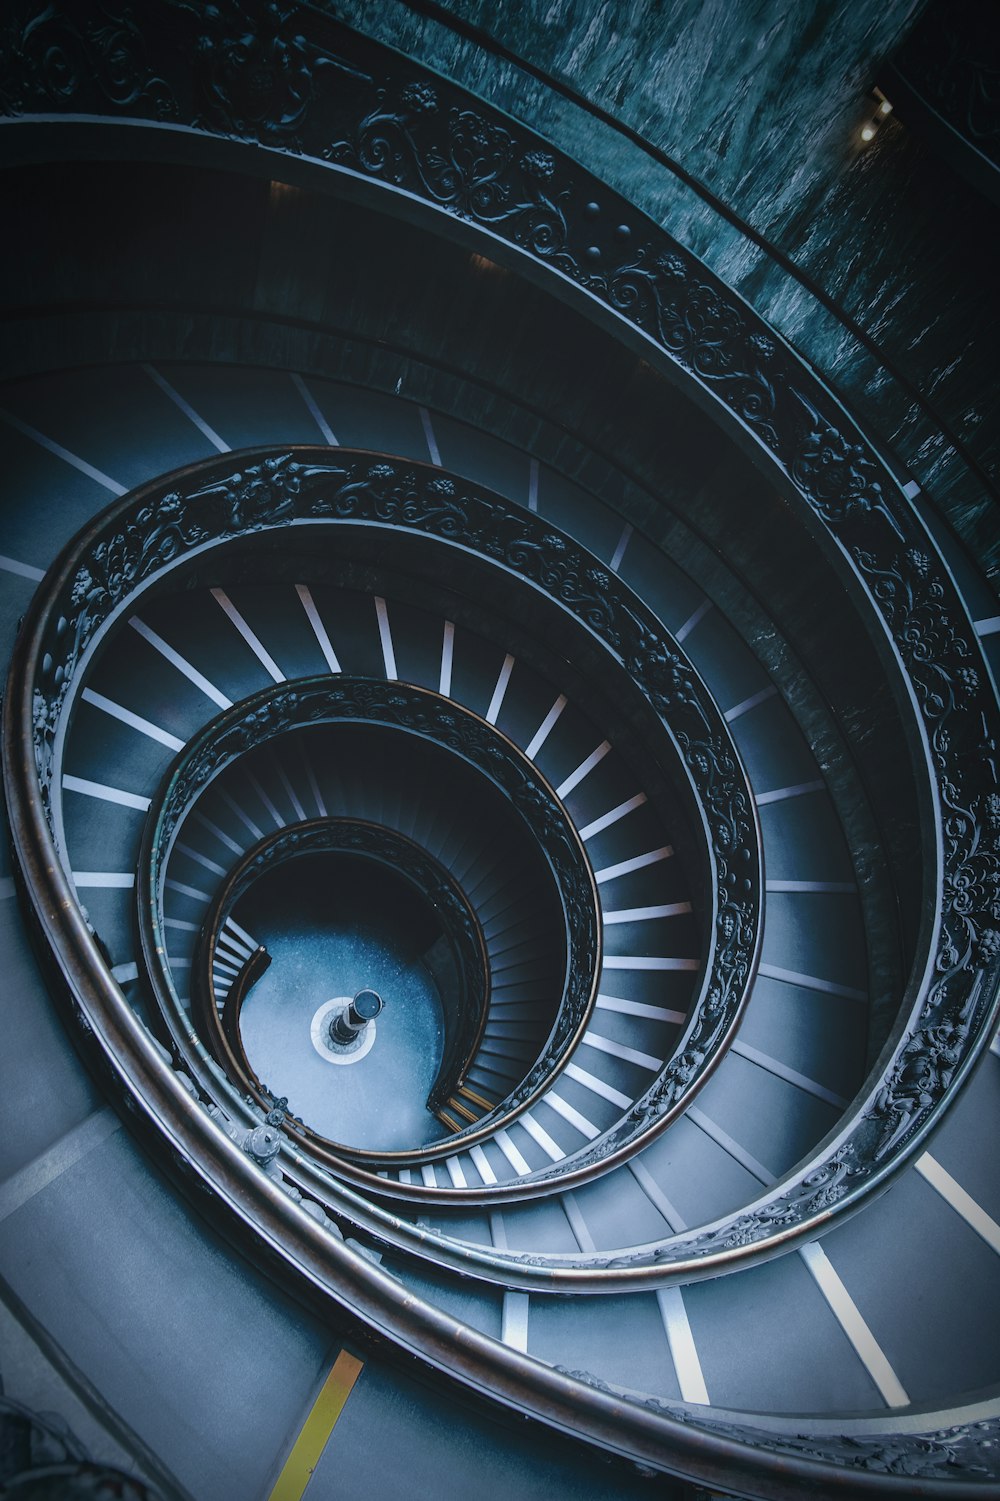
[329,988,383,1047]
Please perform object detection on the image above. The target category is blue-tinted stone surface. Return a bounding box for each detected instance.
[237,855,446,1150]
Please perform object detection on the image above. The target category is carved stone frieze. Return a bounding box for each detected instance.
[0,0,178,119]
[9,0,1000,1292]
[32,449,755,1181]
[192,817,490,1123]
[641,1402,1000,1483]
[146,673,602,1148]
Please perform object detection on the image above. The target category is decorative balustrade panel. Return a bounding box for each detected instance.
[3,9,1000,1486]
[22,450,757,1190]
[194,816,492,1131]
[14,415,999,1248]
[145,676,596,1154]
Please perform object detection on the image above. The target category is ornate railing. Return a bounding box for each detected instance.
[20,449,754,1199]
[11,427,998,1244]
[4,8,1000,1489]
[197,817,491,1130]
[145,681,586,1162]
[13,430,999,1248]
[4,0,997,1240]
[8,0,984,1238]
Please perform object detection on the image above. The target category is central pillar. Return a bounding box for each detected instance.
[329,988,384,1047]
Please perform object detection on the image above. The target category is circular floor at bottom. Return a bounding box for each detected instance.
[235,858,446,1150]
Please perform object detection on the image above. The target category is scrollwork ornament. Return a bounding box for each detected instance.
[788,394,905,539]
[29,444,754,1184]
[149,675,600,1141]
[0,0,177,119]
[163,0,373,146]
[195,817,489,1112]
[629,1393,1000,1482]
[327,93,571,259]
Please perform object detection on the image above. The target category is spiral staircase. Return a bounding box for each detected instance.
[1,6,999,1500]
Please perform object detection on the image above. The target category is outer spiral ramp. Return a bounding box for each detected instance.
[1,8,999,1501]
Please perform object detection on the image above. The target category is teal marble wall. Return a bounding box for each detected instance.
[331,0,999,575]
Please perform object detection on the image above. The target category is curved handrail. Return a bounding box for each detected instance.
[3,0,996,1252]
[6,0,997,1242]
[4,10,1000,1486]
[198,819,493,1128]
[219,944,272,1069]
[20,447,755,1199]
[164,722,570,1162]
[12,430,998,1235]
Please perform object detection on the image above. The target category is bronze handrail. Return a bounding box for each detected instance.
[193,816,497,1156]
[5,9,999,1486]
[139,674,600,1162]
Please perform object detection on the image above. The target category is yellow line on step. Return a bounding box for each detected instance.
[268,1349,364,1501]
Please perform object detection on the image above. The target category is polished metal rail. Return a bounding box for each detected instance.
[3,8,1000,1488]
[16,446,757,1205]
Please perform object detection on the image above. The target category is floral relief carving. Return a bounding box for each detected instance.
[193,818,490,1118]
[31,448,757,1177]
[635,1401,1000,1481]
[10,6,1000,1427]
[149,673,602,1139]
[0,1,178,118]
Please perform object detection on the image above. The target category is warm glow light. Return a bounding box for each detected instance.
[861,124,876,142]
[878,98,893,116]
